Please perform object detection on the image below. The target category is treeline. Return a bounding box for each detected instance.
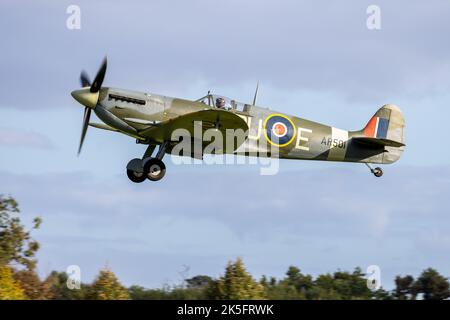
[1,195,449,300]
[127,260,450,300]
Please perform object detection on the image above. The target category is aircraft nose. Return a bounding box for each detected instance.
[70,89,82,103]
[71,88,99,109]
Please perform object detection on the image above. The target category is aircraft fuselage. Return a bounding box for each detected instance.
[95,87,402,165]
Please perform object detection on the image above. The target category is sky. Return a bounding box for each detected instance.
[1,0,450,290]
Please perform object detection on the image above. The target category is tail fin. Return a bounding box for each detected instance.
[363,104,405,144]
[353,104,405,164]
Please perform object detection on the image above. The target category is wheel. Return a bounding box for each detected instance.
[127,169,147,183]
[143,158,166,181]
[373,167,383,177]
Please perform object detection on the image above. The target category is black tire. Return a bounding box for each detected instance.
[373,167,383,178]
[143,158,166,181]
[127,169,147,183]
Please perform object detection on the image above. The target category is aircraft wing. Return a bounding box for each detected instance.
[139,109,249,147]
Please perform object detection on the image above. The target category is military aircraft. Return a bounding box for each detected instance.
[71,58,405,183]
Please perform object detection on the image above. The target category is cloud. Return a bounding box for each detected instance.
[0,127,54,149]
[1,0,450,111]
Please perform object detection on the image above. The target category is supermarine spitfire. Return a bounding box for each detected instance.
[71,58,405,183]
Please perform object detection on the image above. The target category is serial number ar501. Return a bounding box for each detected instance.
[321,137,347,149]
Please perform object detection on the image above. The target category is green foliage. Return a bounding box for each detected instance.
[284,266,314,298]
[88,268,130,300]
[394,275,415,300]
[1,195,450,301]
[262,279,306,300]
[129,284,210,300]
[209,258,266,300]
[413,268,450,300]
[318,268,372,300]
[186,275,214,289]
[129,275,212,300]
[260,266,311,299]
[0,265,25,300]
[45,271,91,300]
[0,195,41,270]
[371,288,393,300]
[261,267,373,300]
[129,285,169,300]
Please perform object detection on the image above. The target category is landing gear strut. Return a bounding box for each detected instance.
[365,163,383,178]
[126,142,168,183]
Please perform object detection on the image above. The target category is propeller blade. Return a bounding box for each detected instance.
[80,71,91,87]
[90,57,107,93]
[78,107,91,155]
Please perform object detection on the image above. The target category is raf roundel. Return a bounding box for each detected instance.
[263,114,297,147]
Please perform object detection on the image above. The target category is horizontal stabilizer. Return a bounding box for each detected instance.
[350,104,405,164]
[352,137,405,148]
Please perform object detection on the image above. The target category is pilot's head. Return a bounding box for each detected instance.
[216,97,225,108]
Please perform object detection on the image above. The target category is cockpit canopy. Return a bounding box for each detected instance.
[196,93,248,111]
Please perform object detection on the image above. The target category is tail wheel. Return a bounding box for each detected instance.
[365,163,384,178]
[144,158,166,181]
[127,169,147,183]
[373,167,383,177]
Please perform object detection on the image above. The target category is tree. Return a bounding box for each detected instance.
[372,288,393,300]
[13,269,54,300]
[186,275,213,289]
[0,265,24,300]
[312,274,342,299]
[413,268,450,300]
[210,258,266,300]
[45,271,91,300]
[88,268,130,300]
[0,195,41,270]
[312,268,372,300]
[285,266,314,297]
[393,275,415,300]
[263,278,304,300]
[264,266,314,300]
[128,285,167,300]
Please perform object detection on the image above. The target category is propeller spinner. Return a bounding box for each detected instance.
[71,57,107,155]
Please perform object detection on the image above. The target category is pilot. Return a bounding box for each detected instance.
[216,97,226,109]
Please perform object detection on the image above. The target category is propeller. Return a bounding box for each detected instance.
[71,57,107,155]
[78,107,91,155]
[80,70,91,88]
[90,57,107,93]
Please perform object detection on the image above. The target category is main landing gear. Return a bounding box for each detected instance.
[126,142,168,183]
[365,163,383,178]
